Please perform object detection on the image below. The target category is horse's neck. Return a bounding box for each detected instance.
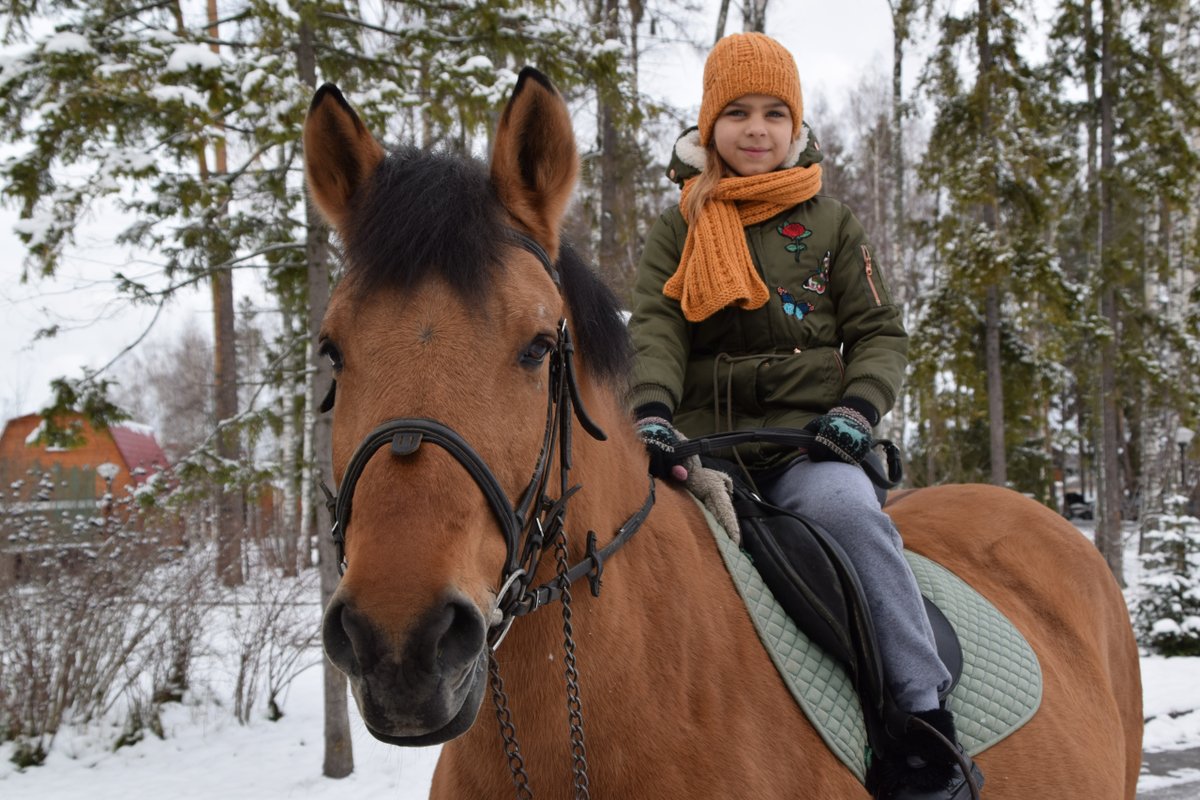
[444,418,849,797]
[487,437,744,732]
[487,398,724,685]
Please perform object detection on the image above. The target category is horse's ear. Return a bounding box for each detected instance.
[304,83,385,231]
[490,68,578,260]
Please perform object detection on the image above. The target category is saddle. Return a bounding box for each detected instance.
[685,444,965,765]
[734,482,963,720]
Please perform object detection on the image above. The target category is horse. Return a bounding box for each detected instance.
[303,70,1143,798]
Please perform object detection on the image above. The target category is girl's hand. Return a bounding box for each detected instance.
[803,406,873,465]
[636,417,690,481]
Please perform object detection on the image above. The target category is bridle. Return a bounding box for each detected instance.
[319,230,654,798]
[321,230,654,637]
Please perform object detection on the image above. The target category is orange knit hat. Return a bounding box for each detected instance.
[698,33,803,146]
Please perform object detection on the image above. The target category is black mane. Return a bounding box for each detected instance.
[342,146,631,383]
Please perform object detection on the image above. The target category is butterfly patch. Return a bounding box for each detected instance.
[777,286,814,320]
[803,250,832,295]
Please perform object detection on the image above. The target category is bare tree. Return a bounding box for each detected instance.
[116,319,214,463]
[742,0,769,32]
[297,18,354,780]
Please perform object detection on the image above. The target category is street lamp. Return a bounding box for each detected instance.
[96,462,120,534]
[1176,427,1195,490]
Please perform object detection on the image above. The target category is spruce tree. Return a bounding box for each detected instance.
[911,0,1074,496]
[1134,494,1200,655]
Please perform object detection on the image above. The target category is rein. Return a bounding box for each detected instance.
[320,230,655,798]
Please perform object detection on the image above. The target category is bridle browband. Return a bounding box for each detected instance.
[320,229,655,650]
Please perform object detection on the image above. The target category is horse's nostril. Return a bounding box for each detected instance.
[417,597,486,674]
[322,597,379,676]
[323,594,484,681]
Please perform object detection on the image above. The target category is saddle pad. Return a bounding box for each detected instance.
[694,498,1043,783]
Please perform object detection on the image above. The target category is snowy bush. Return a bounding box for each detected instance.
[1133,495,1200,656]
[0,464,325,765]
[226,567,320,724]
[0,536,215,765]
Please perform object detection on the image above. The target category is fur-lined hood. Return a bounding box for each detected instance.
[664,122,824,186]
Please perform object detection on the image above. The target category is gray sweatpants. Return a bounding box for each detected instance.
[758,458,950,713]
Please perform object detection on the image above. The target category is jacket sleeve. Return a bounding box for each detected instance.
[829,208,908,419]
[626,208,691,417]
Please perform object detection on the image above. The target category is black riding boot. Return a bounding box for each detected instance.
[870,708,984,800]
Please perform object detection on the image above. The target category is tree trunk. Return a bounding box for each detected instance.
[280,310,300,578]
[888,2,913,449]
[299,17,355,778]
[890,1,908,300]
[597,0,622,287]
[206,0,243,587]
[984,284,1006,485]
[300,336,316,570]
[714,0,731,44]
[1097,0,1125,584]
[1080,0,1098,511]
[976,0,1007,486]
[742,0,769,32]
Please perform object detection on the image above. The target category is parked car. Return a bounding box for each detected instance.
[1064,492,1094,521]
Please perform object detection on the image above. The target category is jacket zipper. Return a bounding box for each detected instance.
[861,245,882,306]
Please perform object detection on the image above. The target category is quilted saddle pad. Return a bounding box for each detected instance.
[693,499,1043,784]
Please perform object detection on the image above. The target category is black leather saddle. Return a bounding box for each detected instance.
[733,483,964,710]
[672,432,964,752]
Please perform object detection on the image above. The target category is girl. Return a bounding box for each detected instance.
[627,32,981,800]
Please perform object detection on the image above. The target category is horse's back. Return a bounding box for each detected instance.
[888,484,1142,798]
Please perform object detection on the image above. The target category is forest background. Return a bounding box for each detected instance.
[0,0,1198,783]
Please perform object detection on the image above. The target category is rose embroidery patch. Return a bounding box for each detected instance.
[777,286,814,320]
[777,221,813,261]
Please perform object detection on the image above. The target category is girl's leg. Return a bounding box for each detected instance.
[759,458,950,713]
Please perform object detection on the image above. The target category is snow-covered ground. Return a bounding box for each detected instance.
[0,652,1197,799]
[2,522,1199,798]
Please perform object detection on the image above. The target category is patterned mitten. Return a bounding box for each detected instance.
[804,402,876,465]
[636,416,691,481]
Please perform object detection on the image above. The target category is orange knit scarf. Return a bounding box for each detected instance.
[665,163,823,322]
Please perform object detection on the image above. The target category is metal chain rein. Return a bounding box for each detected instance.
[556,525,590,799]
[489,652,534,800]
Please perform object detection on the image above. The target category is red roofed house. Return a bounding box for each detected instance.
[0,412,169,515]
[1,412,174,584]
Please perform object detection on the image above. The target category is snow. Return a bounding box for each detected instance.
[149,85,208,110]
[42,33,94,56]
[114,420,157,438]
[460,55,493,71]
[263,0,300,22]
[0,661,440,799]
[164,43,223,73]
[11,210,55,248]
[22,420,46,446]
[1141,655,1200,793]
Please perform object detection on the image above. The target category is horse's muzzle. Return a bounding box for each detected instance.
[322,590,488,744]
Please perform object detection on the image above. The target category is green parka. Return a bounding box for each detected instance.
[627,126,907,470]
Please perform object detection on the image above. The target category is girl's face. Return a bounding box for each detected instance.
[712,94,794,177]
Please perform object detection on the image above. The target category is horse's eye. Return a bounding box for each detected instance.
[519,336,555,368]
[319,340,344,373]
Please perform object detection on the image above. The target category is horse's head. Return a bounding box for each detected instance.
[303,70,631,746]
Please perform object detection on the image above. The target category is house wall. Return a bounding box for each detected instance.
[0,414,134,503]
